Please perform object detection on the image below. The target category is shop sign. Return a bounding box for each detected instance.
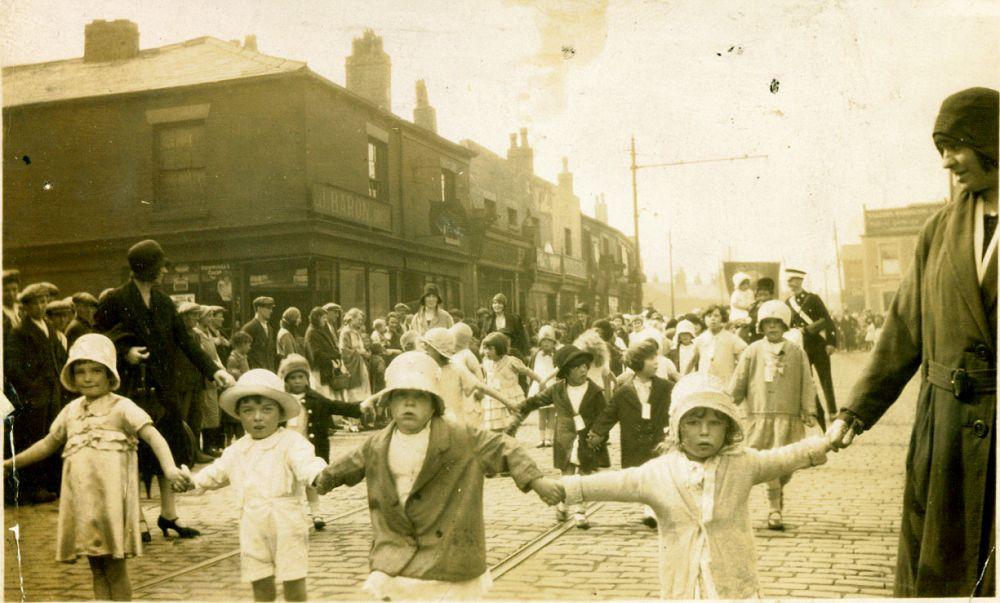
[312,183,392,231]
[169,293,195,304]
[250,262,310,289]
[864,203,945,237]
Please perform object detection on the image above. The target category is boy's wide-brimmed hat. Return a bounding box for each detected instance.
[377,351,445,416]
[60,333,121,392]
[219,369,301,420]
[278,353,311,381]
[757,300,791,329]
[666,373,743,449]
[554,344,593,378]
[421,327,455,358]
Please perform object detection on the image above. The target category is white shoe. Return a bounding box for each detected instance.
[574,513,590,530]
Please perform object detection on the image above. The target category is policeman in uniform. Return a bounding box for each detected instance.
[784,268,838,429]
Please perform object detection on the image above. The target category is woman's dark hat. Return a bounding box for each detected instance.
[555,344,593,378]
[933,87,999,162]
[420,283,442,306]
[755,277,775,293]
[127,239,167,281]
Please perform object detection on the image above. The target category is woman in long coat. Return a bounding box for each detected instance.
[830,87,997,597]
[304,307,340,398]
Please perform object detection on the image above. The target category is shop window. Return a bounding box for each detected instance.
[155,121,205,209]
[367,138,388,201]
[368,268,391,321]
[340,264,367,317]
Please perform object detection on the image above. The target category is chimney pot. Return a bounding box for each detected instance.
[519,128,529,148]
[346,29,392,111]
[562,157,569,173]
[413,79,437,133]
[509,133,518,149]
[243,34,257,51]
[83,19,140,63]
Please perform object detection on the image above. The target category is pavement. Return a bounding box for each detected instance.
[4,350,915,601]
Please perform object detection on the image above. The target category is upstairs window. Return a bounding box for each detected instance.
[440,168,456,204]
[367,138,388,201]
[564,227,573,256]
[507,207,518,227]
[155,122,205,209]
[484,199,497,219]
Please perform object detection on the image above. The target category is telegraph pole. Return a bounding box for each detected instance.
[833,221,845,312]
[668,229,675,316]
[630,136,767,317]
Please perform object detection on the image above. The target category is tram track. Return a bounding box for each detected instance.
[132,502,607,594]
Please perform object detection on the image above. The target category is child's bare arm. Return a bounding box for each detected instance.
[3,434,62,475]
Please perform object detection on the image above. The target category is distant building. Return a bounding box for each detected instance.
[581,199,642,316]
[861,200,946,313]
[839,244,865,312]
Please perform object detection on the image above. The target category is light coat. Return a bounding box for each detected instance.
[564,437,830,599]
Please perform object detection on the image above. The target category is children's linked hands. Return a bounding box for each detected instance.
[530,477,565,506]
[168,465,195,492]
[586,432,604,449]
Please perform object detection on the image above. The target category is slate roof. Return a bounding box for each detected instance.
[2,36,306,108]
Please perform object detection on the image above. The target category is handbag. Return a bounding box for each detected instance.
[329,359,351,391]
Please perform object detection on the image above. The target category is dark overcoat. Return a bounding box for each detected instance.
[304,325,341,388]
[241,318,277,372]
[845,193,996,597]
[483,312,530,356]
[591,377,672,468]
[518,379,610,472]
[6,318,68,445]
[301,387,360,461]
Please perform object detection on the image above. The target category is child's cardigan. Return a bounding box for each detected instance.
[564,437,830,599]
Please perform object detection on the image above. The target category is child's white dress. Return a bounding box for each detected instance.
[50,394,151,562]
[193,427,326,583]
[481,355,526,430]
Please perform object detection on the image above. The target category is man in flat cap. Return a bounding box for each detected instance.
[66,292,99,347]
[94,239,235,537]
[44,297,74,352]
[2,269,21,333]
[240,296,277,371]
[784,268,837,430]
[5,283,67,503]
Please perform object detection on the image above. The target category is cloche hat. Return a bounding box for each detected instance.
[666,373,743,451]
[278,354,312,381]
[757,300,791,329]
[378,351,446,416]
[421,327,455,358]
[60,333,121,392]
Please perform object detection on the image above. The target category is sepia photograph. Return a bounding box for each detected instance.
[1,0,997,600]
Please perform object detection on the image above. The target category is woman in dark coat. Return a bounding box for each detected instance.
[830,87,998,597]
[304,306,341,398]
[483,293,531,357]
[94,240,235,539]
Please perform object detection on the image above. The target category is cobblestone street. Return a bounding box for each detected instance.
[4,351,915,600]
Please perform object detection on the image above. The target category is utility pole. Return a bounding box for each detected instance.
[630,136,767,317]
[668,229,675,316]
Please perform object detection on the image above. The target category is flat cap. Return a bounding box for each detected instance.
[71,292,99,306]
[17,283,50,303]
[252,296,275,308]
[45,297,74,314]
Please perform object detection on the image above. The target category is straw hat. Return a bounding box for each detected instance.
[60,333,121,392]
[219,369,301,420]
[378,351,445,415]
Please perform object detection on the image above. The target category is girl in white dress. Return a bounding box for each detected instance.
[3,334,188,601]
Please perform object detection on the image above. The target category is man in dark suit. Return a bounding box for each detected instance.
[241,296,277,371]
[784,268,838,429]
[5,283,66,503]
[95,239,234,537]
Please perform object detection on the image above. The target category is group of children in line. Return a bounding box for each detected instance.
[5,293,836,601]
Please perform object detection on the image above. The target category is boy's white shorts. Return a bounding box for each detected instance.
[240,504,309,583]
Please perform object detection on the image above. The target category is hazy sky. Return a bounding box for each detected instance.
[3,0,998,290]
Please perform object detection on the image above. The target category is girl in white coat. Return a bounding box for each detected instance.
[561,373,833,599]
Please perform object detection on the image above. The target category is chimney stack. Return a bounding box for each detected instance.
[507,128,534,176]
[413,79,437,133]
[558,156,573,195]
[346,29,392,112]
[243,35,258,51]
[595,193,608,224]
[83,19,139,63]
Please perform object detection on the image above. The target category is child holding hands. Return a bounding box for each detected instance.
[176,368,327,602]
[561,373,832,599]
[3,334,191,601]
[314,351,563,601]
